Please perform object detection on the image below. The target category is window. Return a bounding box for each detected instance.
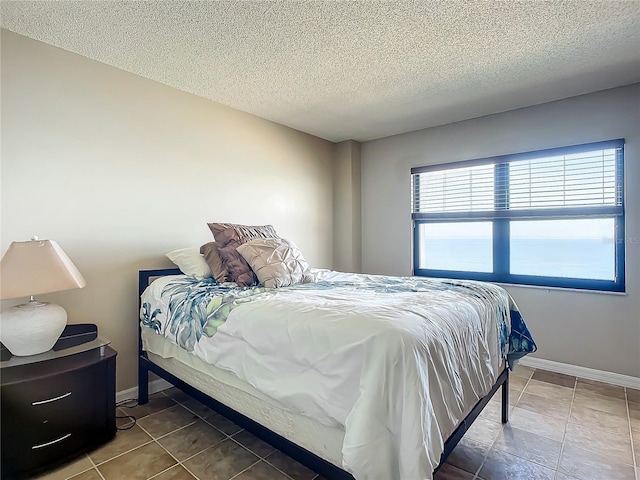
[411,139,625,292]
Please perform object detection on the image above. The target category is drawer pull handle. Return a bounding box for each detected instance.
[32,433,71,449]
[32,392,72,405]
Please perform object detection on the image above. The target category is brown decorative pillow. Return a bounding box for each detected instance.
[237,238,314,288]
[199,242,229,283]
[207,222,241,241]
[207,223,278,242]
[214,225,280,286]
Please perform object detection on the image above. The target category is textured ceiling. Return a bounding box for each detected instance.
[2,1,639,142]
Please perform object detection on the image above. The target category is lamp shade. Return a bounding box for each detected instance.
[0,239,87,300]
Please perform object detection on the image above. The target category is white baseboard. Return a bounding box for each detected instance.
[116,378,173,404]
[519,357,640,390]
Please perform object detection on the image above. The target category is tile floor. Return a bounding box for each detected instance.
[34,366,640,480]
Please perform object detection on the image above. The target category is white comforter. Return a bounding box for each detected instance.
[143,271,506,479]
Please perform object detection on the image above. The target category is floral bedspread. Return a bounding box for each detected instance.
[141,274,536,368]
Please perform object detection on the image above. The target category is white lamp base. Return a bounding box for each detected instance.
[0,301,67,356]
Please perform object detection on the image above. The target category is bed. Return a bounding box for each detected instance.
[137,265,536,480]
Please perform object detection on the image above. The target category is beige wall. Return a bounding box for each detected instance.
[0,30,335,390]
[332,140,362,273]
[361,84,640,378]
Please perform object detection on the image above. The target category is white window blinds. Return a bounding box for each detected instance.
[411,140,624,220]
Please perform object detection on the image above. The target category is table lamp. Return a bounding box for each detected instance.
[0,237,87,356]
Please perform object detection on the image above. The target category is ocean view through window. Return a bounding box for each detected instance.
[411,140,625,292]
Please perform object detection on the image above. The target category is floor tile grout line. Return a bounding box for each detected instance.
[517,376,574,431]
[572,390,630,421]
[489,370,576,475]
[157,388,303,479]
[473,368,536,479]
[262,457,306,480]
[133,395,229,444]
[144,442,212,480]
[182,405,217,420]
[174,460,195,478]
[555,377,578,477]
[227,433,275,460]
[136,402,198,428]
[201,417,244,438]
[563,390,636,468]
[470,439,493,479]
[554,376,578,473]
[62,455,96,480]
[87,425,164,470]
[227,458,263,480]
[480,445,558,478]
[90,437,156,467]
[161,430,282,480]
[511,369,533,406]
[116,397,180,431]
[156,388,306,479]
[147,432,202,480]
[170,393,219,420]
[514,383,573,422]
[154,389,306,479]
[508,407,569,443]
[134,421,230,479]
[220,436,299,480]
[157,390,291,466]
[490,425,564,472]
[134,398,269,476]
[554,377,577,478]
[625,387,640,480]
[565,416,634,442]
[520,377,632,444]
[147,423,230,466]
[123,404,179,426]
[564,382,638,480]
[151,419,201,441]
[557,442,637,480]
[84,454,106,480]
[163,441,202,480]
[146,465,175,480]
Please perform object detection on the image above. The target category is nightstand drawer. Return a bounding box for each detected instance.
[7,431,92,479]
[3,361,104,439]
[2,359,96,406]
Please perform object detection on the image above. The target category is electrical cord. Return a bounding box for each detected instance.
[115,398,139,431]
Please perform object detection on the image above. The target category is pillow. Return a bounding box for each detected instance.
[236,238,314,288]
[207,222,279,242]
[207,222,241,241]
[165,247,212,280]
[200,242,229,283]
[215,225,280,287]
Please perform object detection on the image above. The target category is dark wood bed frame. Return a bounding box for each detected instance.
[137,268,509,479]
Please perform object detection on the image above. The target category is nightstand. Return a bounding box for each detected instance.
[1,324,117,479]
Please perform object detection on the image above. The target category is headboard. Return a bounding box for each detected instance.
[137,268,181,361]
[137,268,181,309]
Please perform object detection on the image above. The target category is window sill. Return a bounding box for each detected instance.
[496,282,627,296]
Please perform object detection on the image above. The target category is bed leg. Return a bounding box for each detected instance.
[138,362,149,405]
[501,371,509,424]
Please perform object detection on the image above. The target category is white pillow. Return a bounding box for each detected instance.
[236,238,314,288]
[165,247,213,280]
